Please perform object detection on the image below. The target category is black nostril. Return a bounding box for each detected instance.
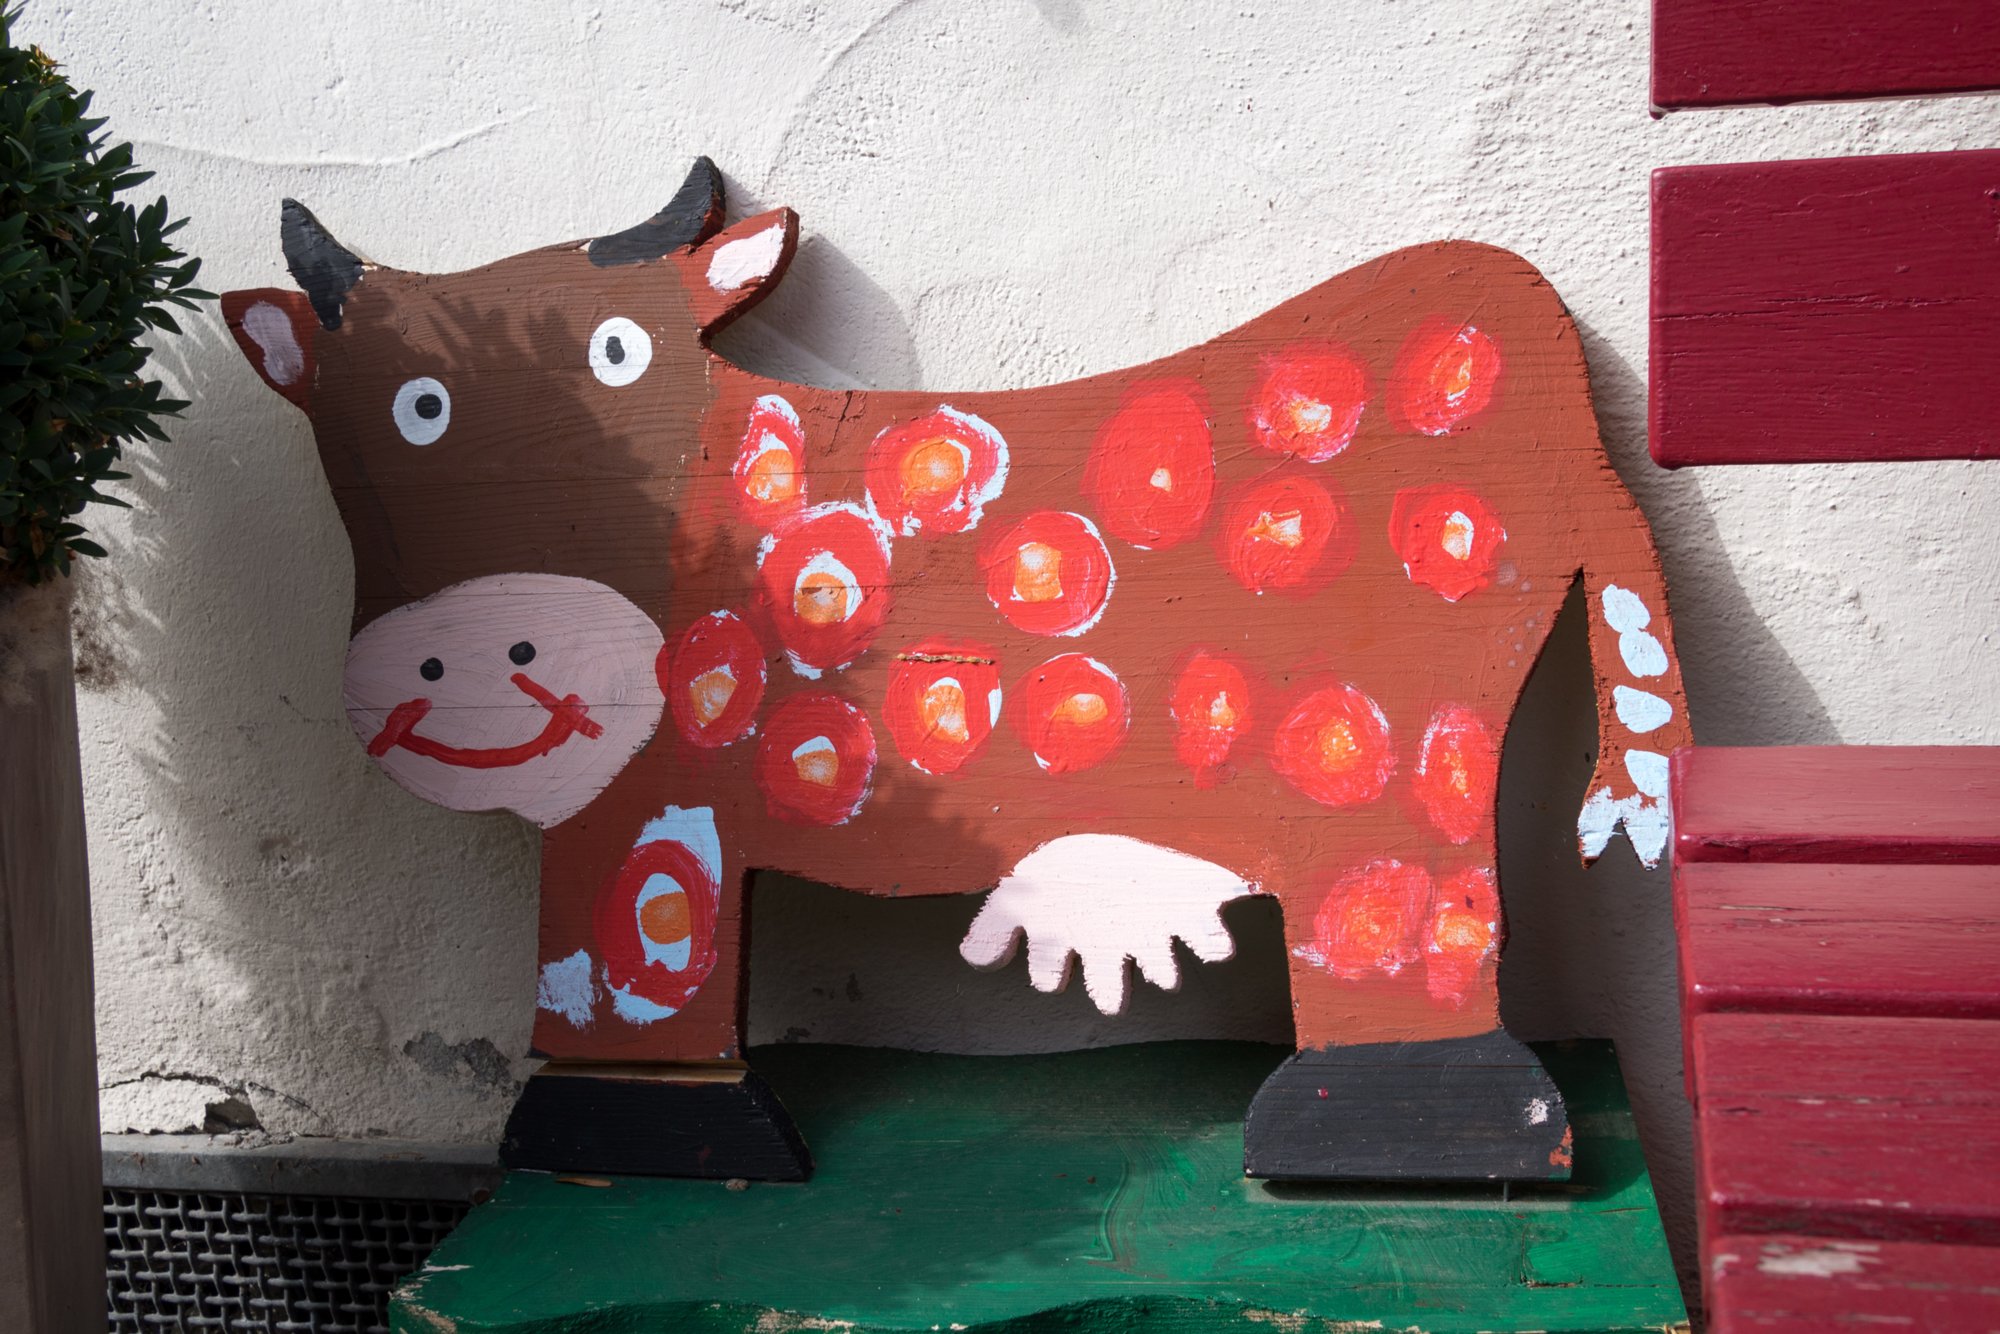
[420,657,444,681]
[509,641,536,666]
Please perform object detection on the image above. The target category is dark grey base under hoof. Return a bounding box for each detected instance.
[501,1064,812,1181]
[1243,1030,1571,1182]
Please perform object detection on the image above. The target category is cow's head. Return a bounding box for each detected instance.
[222,159,793,824]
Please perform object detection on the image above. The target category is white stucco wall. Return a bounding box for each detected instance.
[24,0,2000,1293]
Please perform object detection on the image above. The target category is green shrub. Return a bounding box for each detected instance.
[0,4,208,584]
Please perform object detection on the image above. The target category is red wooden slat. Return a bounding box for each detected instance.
[1693,1013,2000,1246]
[1653,0,2000,111]
[1705,1232,2000,1333]
[1650,151,2000,466]
[1671,747,2000,864]
[1677,863,2000,1021]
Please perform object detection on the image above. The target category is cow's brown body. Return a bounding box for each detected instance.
[224,164,1690,1179]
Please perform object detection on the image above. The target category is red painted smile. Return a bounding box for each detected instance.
[367,672,606,769]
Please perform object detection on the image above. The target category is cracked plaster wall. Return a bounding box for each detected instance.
[21,0,2000,1291]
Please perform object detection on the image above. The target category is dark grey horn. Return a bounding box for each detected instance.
[280,199,367,331]
[588,157,727,267]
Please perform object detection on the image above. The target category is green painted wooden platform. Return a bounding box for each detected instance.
[393,1040,1687,1333]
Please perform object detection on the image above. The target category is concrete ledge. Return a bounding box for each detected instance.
[102,1134,502,1203]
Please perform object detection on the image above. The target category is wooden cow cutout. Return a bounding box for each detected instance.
[223,160,1691,1182]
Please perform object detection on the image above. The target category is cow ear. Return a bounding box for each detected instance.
[222,288,318,411]
[680,208,799,338]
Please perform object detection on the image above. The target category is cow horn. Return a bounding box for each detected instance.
[587,156,727,267]
[281,199,368,331]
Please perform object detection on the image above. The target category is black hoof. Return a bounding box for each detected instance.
[1243,1030,1570,1182]
[501,1063,812,1181]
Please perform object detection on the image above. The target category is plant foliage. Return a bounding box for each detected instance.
[0,4,208,583]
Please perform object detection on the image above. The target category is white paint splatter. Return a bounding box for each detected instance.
[1624,749,1670,798]
[1578,785,1671,869]
[1757,1243,1878,1278]
[243,301,305,385]
[535,949,597,1029]
[707,221,787,292]
[959,834,1256,1015]
[635,806,723,884]
[1613,685,1673,734]
[1601,584,1651,634]
[1525,1098,1550,1125]
[1619,627,1669,678]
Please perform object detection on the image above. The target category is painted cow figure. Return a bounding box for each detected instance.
[223,159,1691,1182]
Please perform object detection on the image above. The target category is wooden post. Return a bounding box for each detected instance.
[0,581,107,1332]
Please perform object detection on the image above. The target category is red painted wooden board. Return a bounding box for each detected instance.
[1677,863,2000,1022]
[1693,1013,2000,1246]
[1651,150,2000,466]
[1672,747,2000,864]
[1705,1232,2000,1332]
[1653,0,2000,111]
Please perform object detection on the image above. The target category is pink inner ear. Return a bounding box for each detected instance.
[681,208,799,337]
[222,287,318,410]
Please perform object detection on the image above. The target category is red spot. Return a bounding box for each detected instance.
[863,406,1008,537]
[1169,649,1254,783]
[1549,1126,1574,1170]
[754,692,878,825]
[595,835,720,1016]
[1303,860,1434,979]
[731,395,807,524]
[660,611,768,749]
[1389,483,1506,602]
[1423,865,1500,1006]
[1082,381,1215,549]
[1410,705,1500,844]
[1391,318,1501,436]
[884,640,1002,776]
[1270,681,1396,808]
[1215,472,1355,596]
[979,511,1115,637]
[756,502,894,675]
[1316,1088,1329,1099]
[1012,654,1130,774]
[1247,343,1370,462]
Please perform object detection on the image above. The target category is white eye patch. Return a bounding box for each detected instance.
[589,317,653,387]
[392,376,451,445]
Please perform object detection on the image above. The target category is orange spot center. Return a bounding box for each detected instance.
[687,667,737,728]
[1283,396,1334,438]
[639,891,691,944]
[901,437,967,501]
[1431,907,1492,955]
[744,445,799,505]
[1440,511,1475,561]
[795,571,852,625]
[1052,692,1108,727]
[1438,346,1476,401]
[1247,509,1305,549]
[1013,542,1065,603]
[793,741,840,787]
[1207,691,1238,730]
[1340,899,1403,955]
[1316,718,1360,772]
[920,680,971,744]
[1443,751,1470,797]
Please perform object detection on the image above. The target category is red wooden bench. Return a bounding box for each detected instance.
[1671,747,2000,1326]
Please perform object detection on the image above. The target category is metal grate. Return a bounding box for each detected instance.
[104,1187,469,1333]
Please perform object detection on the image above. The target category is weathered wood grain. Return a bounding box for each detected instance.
[1651,150,2000,466]
[1672,747,2000,864]
[1652,0,2000,111]
[0,588,107,1332]
[1704,1232,2000,1333]
[1676,861,2000,1024]
[394,1041,1688,1333]
[1693,1013,2000,1246]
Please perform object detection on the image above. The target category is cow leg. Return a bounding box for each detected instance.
[1243,850,1570,1182]
[500,802,811,1180]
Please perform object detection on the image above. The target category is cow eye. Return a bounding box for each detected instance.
[589,317,652,387]
[392,376,452,445]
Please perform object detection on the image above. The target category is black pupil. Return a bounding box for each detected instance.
[509,641,536,666]
[414,392,443,420]
[604,335,625,365]
[419,657,444,681]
